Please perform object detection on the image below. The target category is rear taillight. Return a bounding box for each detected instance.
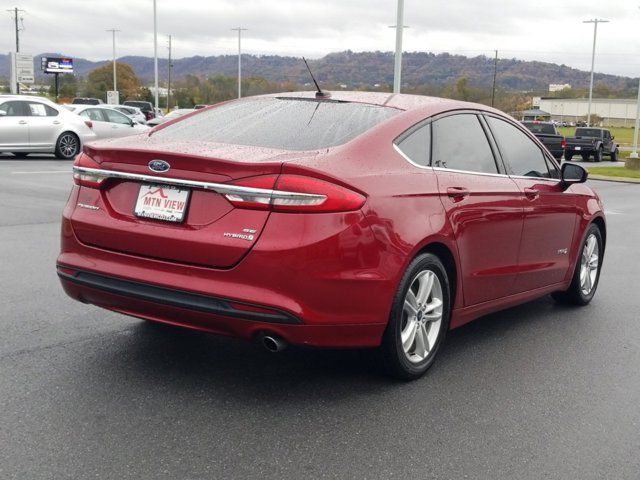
[84,120,93,129]
[561,138,566,149]
[73,153,105,189]
[225,174,365,213]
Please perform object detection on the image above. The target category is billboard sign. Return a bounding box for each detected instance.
[41,57,74,74]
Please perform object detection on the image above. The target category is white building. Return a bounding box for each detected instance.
[538,97,638,127]
[549,84,571,93]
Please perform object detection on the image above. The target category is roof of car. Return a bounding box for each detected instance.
[268,91,484,112]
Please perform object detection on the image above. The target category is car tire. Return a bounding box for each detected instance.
[55,132,80,160]
[610,149,618,162]
[380,253,451,380]
[595,147,603,163]
[11,152,29,158]
[552,223,603,306]
[565,153,573,162]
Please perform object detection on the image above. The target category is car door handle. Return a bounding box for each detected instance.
[53,120,61,125]
[18,120,27,125]
[447,187,470,199]
[111,125,118,129]
[524,188,539,200]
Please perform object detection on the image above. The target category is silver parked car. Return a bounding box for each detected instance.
[0,95,96,159]
[146,108,195,126]
[111,105,147,125]
[64,105,150,140]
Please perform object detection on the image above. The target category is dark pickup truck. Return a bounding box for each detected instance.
[565,127,619,162]
[521,121,565,160]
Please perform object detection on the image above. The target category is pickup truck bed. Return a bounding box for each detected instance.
[521,122,565,160]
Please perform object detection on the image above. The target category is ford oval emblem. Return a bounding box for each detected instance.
[148,160,170,173]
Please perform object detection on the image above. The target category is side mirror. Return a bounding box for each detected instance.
[561,162,588,188]
[611,135,615,140]
[0,110,6,117]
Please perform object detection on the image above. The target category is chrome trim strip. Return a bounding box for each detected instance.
[431,166,510,179]
[392,143,434,171]
[72,166,326,201]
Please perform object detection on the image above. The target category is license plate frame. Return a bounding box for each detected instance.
[134,183,191,223]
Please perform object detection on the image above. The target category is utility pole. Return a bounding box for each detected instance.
[491,50,498,108]
[7,7,26,94]
[390,0,405,94]
[231,27,247,98]
[106,29,120,93]
[583,19,609,126]
[153,0,159,111]
[630,78,640,161]
[167,35,172,111]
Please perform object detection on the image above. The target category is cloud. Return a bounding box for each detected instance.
[6,0,640,76]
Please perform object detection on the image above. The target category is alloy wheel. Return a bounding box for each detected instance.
[580,233,599,295]
[59,134,79,158]
[401,270,444,363]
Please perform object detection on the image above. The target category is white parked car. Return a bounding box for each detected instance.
[0,95,96,159]
[146,108,195,126]
[111,105,147,124]
[64,105,150,140]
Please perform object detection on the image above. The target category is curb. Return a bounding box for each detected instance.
[588,174,640,184]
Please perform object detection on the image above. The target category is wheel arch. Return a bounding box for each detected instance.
[591,215,606,253]
[415,241,459,311]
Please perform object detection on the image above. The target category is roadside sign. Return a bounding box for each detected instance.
[107,91,120,105]
[11,53,35,85]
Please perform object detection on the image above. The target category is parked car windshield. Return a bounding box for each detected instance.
[522,122,556,135]
[152,97,400,151]
[575,128,602,138]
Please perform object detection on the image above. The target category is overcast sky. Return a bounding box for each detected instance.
[4,0,640,77]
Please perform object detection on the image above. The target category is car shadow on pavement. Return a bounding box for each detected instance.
[73,294,584,401]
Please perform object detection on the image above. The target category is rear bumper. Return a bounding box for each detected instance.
[57,207,394,348]
[565,146,595,153]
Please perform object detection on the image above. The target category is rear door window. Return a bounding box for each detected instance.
[486,116,551,178]
[104,109,132,125]
[26,102,58,117]
[431,114,498,174]
[81,109,106,122]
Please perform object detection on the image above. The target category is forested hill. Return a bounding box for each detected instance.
[1,50,636,92]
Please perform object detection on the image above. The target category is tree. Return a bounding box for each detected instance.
[82,62,142,102]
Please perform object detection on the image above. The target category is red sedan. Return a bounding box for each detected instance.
[57,92,606,379]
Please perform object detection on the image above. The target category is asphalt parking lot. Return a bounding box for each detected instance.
[1,155,639,479]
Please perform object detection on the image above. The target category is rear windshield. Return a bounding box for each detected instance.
[522,122,556,135]
[151,97,400,151]
[575,128,602,138]
[72,98,100,105]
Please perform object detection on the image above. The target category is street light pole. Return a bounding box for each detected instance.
[630,78,640,160]
[167,35,172,111]
[231,27,247,98]
[491,50,498,107]
[106,29,120,93]
[153,0,159,111]
[392,0,404,94]
[583,19,609,126]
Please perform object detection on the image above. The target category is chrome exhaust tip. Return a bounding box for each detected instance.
[262,335,287,353]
